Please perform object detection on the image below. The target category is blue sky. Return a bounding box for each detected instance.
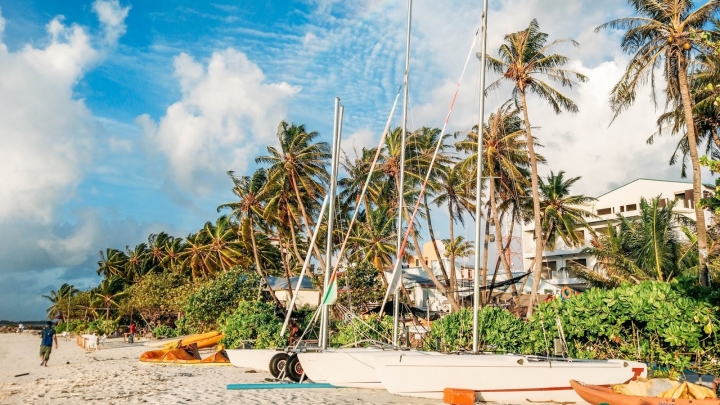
[0,0,701,320]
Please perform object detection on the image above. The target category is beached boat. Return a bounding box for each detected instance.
[570,379,720,405]
[374,354,647,402]
[140,348,230,365]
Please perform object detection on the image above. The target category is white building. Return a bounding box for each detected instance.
[521,178,713,291]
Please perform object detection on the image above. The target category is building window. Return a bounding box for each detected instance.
[619,206,625,212]
[658,198,667,208]
[415,258,419,267]
[625,203,637,211]
[575,230,585,241]
[424,257,428,266]
[541,261,557,279]
[568,258,587,267]
[597,208,612,215]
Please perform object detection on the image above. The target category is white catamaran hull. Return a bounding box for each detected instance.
[373,353,647,402]
[302,349,441,389]
[294,352,327,383]
[226,349,282,372]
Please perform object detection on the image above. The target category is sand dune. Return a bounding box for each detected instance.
[0,333,440,404]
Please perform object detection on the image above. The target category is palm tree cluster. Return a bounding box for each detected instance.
[45,0,720,324]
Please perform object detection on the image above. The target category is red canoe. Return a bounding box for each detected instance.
[570,380,720,405]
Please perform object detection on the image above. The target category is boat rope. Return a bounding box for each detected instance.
[379,28,480,315]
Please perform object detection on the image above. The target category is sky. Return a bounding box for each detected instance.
[0,0,707,320]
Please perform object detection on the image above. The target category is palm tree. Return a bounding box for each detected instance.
[256,121,330,269]
[485,19,588,316]
[537,171,596,251]
[97,248,128,278]
[431,165,474,300]
[160,236,187,275]
[125,243,151,283]
[575,197,695,286]
[201,216,247,273]
[597,0,720,286]
[146,232,171,273]
[42,283,79,321]
[179,232,212,280]
[218,169,282,306]
[348,206,398,283]
[92,276,127,320]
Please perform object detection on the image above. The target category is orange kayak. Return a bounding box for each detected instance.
[570,380,720,405]
[162,331,223,350]
[140,348,230,365]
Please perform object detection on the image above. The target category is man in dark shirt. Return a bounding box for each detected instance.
[39,321,58,367]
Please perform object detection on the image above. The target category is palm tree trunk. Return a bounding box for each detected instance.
[281,242,295,303]
[287,217,305,263]
[678,63,710,287]
[249,217,283,308]
[423,193,452,291]
[486,210,515,303]
[490,182,518,296]
[289,172,327,270]
[400,200,460,311]
[448,199,458,302]
[106,303,110,320]
[481,205,491,304]
[520,90,546,318]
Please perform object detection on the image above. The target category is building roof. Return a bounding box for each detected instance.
[266,276,315,290]
[595,178,702,199]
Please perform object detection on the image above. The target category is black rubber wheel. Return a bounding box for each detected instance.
[269,352,289,378]
[285,354,304,382]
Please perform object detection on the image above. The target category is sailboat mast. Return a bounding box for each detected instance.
[321,98,343,350]
[472,0,489,355]
[394,0,412,349]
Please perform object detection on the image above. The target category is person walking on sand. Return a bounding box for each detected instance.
[129,322,136,343]
[39,321,58,367]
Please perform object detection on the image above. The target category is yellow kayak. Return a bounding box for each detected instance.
[162,331,221,350]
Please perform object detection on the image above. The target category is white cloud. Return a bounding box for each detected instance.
[92,0,131,45]
[0,15,98,223]
[140,49,301,195]
[108,136,133,152]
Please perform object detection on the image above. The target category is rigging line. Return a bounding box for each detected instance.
[322,82,404,288]
[380,27,481,315]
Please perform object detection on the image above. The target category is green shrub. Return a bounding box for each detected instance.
[330,315,394,347]
[179,269,261,333]
[152,325,179,338]
[219,301,285,349]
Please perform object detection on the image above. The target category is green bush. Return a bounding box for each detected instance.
[425,306,529,353]
[179,268,261,333]
[86,319,118,335]
[153,325,179,338]
[330,315,394,347]
[425,281,720,375]
[219,301,285,349]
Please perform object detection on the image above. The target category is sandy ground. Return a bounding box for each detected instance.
[0,333,442,404]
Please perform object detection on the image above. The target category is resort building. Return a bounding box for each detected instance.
[521,178,714,292]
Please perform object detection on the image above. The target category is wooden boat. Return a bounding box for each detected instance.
[570,380,720,405]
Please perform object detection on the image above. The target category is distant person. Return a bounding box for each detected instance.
[129,322,136,343]
[19,323,24,333]
[288,319,300,346]
[39,321,58,367]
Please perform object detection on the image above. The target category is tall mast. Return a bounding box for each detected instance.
[472,0,489,355]
[321,98,343,350]
[394,0,412,348]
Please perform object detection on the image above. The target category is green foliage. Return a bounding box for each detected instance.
[426,282,720,374]
[700,156,720,214]
[122,272,195,328]
[341,263,385,306]
[86,319,118,335]
[219,301,285,349]
[425,307,529,352]
[152,325,179,338]
[330,315,394,347]
[179,269,261,333]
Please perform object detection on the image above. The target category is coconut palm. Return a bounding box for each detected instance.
[218,169,282,305]
[348,206,398,283]
[256,121,330,269]
[576,197,696,286]
[146,232,172,273]
[124,243,151,283]
[179,232,212,280]
[537,171,596,251]
[201,216,248,273]
[597,0,720,286]
[484,19,588,315]
[160,236,187,275]
[97,248,128,279]
[42,283,79,321]
[92,276,127,320]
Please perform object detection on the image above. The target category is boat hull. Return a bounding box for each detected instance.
[373,353,647,402]
[570,380,720,405]
[226,349,283,371]
[295,352,328,383]
[308,349,385,388]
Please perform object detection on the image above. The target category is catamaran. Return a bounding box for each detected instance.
[370,0,647,402]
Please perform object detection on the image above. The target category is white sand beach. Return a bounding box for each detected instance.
[0,333,441,404]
